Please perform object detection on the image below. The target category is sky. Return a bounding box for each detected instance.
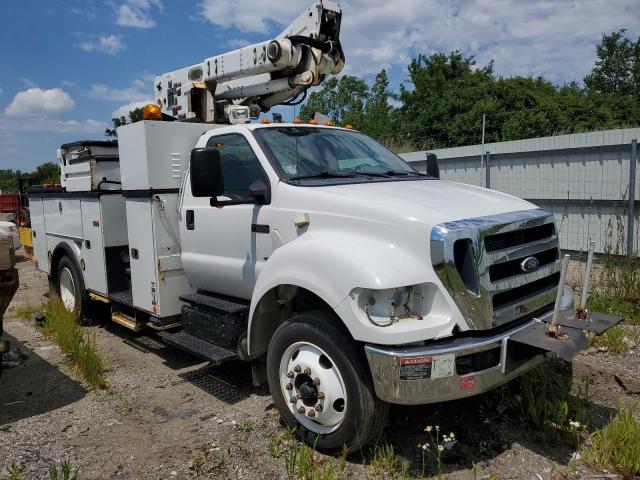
[0,0,638,171]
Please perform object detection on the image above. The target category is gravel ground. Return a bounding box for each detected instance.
[1,255,639,479]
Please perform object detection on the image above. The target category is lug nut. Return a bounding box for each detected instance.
[315,404,323,412]
[287,371,294,378]
[317,392,325,400]
[289,396,298,403]
[313,378,320,386]
[294,365,301,373]
[285,383,293,390]
[297,406,305,414]
[307,409,316,418]
[303,367,311,375]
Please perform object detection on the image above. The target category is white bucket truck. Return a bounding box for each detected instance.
[28,0,620,451]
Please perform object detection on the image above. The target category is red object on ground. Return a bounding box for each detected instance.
[0,194,19,213]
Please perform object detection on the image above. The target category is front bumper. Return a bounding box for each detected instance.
[363,305,619,405]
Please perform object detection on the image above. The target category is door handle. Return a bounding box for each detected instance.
[186,210,194,230]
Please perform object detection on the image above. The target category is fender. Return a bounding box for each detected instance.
[50,239,83,284]
[247,230,461,356]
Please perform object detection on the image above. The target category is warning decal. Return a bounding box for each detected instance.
[460,376,476,390]
[399,356,432,380]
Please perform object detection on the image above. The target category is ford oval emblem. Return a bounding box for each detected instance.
[520,256,540,273]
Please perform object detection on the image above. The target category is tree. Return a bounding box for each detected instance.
[584,30,640,99]
[299,76,368,127]
[33,162,61,185]
[105,107,144,138]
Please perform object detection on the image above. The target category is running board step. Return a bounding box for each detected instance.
[157,331,237,365]
[111,312,141,332]
[180,292,249,316]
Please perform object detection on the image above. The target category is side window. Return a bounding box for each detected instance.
[206,134,267,200]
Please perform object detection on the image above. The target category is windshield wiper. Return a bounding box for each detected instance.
[288,170,356,181]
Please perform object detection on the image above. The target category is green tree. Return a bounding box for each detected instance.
[105,107,144,138]
[584,30,640,99]
[299,76,368,127]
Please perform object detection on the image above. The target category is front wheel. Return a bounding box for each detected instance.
[56,256,89,318]
[267,311,388,452]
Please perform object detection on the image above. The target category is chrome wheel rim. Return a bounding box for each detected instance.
[279,342,347,434]
[59,267,76,311]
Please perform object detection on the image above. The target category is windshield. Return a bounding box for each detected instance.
[252,127,425,183]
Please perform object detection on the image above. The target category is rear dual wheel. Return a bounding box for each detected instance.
[267,311,388,452]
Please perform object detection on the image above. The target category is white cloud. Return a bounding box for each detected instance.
[5,88,75,117]
[20,78,38,88]
[111,100,154,119]
[79,35,126,55]
[89,78,149,102]
[226,38,251,49]
[198,0,639,82]
[0,116,107,134]
[116,0,163,28]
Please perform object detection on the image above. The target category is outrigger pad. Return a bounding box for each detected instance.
[539,309,623,335]
[509,321,588,362]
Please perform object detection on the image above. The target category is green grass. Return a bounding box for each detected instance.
[590,294,640,326]
[492,364,591,445]
[48,461,78,480]
[39,297,105,389]
[285,437,349,480]
[5,463,25,480]
[593,325,640,355]
[582,405,640,478]
[15,303,42,321]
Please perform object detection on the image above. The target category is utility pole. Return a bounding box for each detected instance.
[628,138,637,259]
[480,113,486,170]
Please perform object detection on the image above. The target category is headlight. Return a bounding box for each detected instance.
[350,283,449,327]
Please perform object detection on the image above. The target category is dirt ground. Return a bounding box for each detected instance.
[1,255,639,479]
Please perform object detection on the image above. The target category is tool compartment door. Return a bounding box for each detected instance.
[80,197,107,294]
[29,197,49,272]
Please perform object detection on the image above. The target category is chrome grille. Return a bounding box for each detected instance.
[430,209,560,330]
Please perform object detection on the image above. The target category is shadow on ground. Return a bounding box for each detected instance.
[0,332,86,425]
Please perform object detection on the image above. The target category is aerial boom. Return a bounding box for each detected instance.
[154,0,344,123]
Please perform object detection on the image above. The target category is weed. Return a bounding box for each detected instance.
[6,463,25,480]
[493,364,591,446]
[582,404,640,478]
[285,437,348,480]
[418,426,456,478]
[39,297,105,388]
[188,447,226,477]
[15,303,42,321]
[237,421,254,433]
[49,461,78,480]
[369,443,400,477]
[593,325,640,355]
[267,436,285,459]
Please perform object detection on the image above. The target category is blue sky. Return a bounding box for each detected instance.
[1,0,638,171]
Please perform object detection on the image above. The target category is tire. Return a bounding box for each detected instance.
[267,311,388,453]
[56,255,90,319]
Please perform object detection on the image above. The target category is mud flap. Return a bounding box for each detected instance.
[509,309,623,362]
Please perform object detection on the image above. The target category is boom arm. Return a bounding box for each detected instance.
[154,0,344,123]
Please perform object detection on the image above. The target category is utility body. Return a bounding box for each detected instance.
[28,0,620,451]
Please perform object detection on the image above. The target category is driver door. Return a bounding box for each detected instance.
[180,133,273,299]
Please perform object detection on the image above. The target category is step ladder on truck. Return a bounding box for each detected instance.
[27,0,622,452]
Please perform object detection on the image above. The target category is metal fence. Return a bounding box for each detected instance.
[400,128,640,256]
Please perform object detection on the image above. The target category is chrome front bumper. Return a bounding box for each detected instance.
[364,318,550,405]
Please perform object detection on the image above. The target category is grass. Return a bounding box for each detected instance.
[38,297,106,389]
[285,437,349,480]
[15,303,42,321]
[48,461,78,480]
[492,363,591,446]
[593,325,640,355]
[369,443,410,479]
[582,404,640,478]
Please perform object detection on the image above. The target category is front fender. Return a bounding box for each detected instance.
[248,231,461,355]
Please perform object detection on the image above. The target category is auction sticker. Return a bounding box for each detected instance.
[431,353,455,379]
[398,356,432,380]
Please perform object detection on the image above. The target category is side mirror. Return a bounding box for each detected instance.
[248,178,271,205]
[426,153,440,179]
[190,148,223,197]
